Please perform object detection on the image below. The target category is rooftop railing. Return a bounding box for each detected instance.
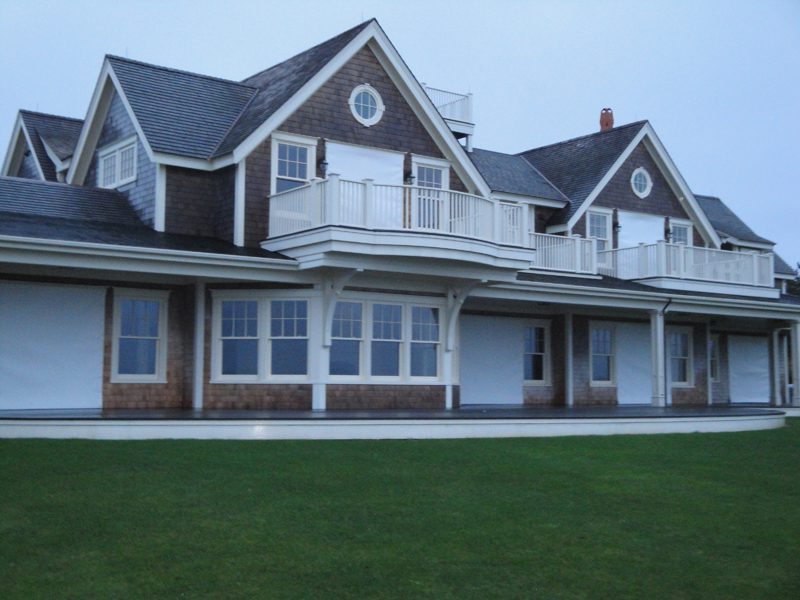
[422,85,473,124]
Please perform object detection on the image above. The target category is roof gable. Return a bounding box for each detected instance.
[468,148,567,202]
[21,111,83,163]
[694,194,773,246]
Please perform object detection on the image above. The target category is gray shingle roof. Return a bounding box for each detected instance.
[213,20,372,157]
[0,176,141,225]
[519,121,647,226]
[0,176,287,259]
[773,254,796,276]
[467,148,567,202]
[693,194,773,245]
[21,110,83,163]
[106,56,257,159]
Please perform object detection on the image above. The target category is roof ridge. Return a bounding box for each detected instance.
[105,54,258,90]
[19,109,83,123]
[208,89,261,158]
[516,120,649,156]
[517,154,571,203]
[241,19,375,85]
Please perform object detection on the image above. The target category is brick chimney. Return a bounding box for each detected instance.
[600,108,614,131]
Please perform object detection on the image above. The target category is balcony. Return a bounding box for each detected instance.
[598,242,776,296]
[265,175,592,273]
[422,85,474,146]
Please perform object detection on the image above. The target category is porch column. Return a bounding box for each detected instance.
[192,282,206,410]
[771,329,781,406]
[564,313,574,407]
[649,310,666,407]
[791,321,800,407]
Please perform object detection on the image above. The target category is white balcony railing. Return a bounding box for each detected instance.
[598,241,774,288]
[422,85,473,124]
[529,232,597,274]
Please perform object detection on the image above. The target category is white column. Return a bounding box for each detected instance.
[233,158,246,246]
[650,310,666,407]
[444,349,454,409]
[791,321,800,407]
[310,292,327,410]
[706,322,713,406]
[564,313,574,407]
[771,329,781,406]
[192,282,206,410]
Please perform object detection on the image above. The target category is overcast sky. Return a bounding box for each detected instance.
[1,0,798,267]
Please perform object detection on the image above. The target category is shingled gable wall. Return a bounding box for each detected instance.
[16,147,41,180]
[85,91,157,227]
[164,165,235,241]
[572,142,704,246]
[243,45,469,247]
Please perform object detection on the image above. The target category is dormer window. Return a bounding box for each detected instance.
[97,137,137,188]
[630,167,652,198]
[349,84,385,127]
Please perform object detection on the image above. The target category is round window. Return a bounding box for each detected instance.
[630,167,652,198]
[349,84,385,127]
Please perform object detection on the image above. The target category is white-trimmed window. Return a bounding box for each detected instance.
[212,293,311,382]
[588,210,612,252]
[410,306,440,377]
[112,289,168,383]
[271,132,317,194]
[220,300,259,376]
[330,301,363,376]
[590,323,615,385]
[98,137,137,188]
[270,300,308,375]
[524,322,550,384]
[371,303,403,377]
[709,334,720,382]
[669,327,693,386]
[348,84,385,127]
[670,220,693,246]
[631,167,653,198]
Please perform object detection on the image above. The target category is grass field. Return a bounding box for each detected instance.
[2,424,799,599]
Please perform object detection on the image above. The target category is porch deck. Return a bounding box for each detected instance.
[0,405,786,440]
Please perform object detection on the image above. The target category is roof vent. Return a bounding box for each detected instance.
[600,108,614,131]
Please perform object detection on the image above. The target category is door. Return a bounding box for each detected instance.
[728,335,770,404]
[616,322,653,405]
[0,282,106,410]
[459,315,524,405]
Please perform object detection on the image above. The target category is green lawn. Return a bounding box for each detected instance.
[2,424,799,599]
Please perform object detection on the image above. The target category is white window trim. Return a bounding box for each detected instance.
[669,218,694,246]
[270,131,318,196]
[329,300,365,379]
[211,289,316,384]
[97,136,138,189]
[111,288,169,384]
[411,154,451,189]
[348,84,385,127]
[630,166,653,199]
[668,326,694,388]
[523,319,551,386]
[589,322,616,387]
[587,207,613,258]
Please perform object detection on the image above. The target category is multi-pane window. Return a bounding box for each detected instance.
[709,334,720,382]
[372,303,403,376]
[590,325,614,383]
[416,166,443,189]
[275,143,310,193]
[98,139,137,188]
[671,224,690,245]
[588,212,610,252]
[330,302,362,376]
[221,300,258,375]
[524,325,548,383]
[354,90,378,121]
[669,329,692,385]
[114,292,167,382]
[270,300,308,375]
[410,307,439,377]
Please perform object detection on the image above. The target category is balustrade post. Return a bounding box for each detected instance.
[656,240,667,278]
[444,190,452,235]
[326,173,340,225]
[589,238,598,273]
[638,243,648,278]
[676,244,687,278]
[751,252,759,287]
[492,200,502,244]
[572,234,582,273]
[362,178,373,229]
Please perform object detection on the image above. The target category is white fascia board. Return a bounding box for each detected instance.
[0,236,306,283]
[1,114,25,176]
[492,191,567,208]
[151,151,233,171]
[18,120,46,180]
[475,283,663,311]
[41,138,70,173]
[721,235,775,251]
[638,125,721,248]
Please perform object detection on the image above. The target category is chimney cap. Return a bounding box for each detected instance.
[600,108,614,131]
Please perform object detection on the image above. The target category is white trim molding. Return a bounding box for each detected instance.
[111,288,170,384]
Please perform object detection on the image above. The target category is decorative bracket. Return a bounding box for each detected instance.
[445,280,484,351]
[322,268,362,347]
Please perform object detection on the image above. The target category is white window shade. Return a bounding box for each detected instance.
[618,211,665,248]
[325,142,403,185]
